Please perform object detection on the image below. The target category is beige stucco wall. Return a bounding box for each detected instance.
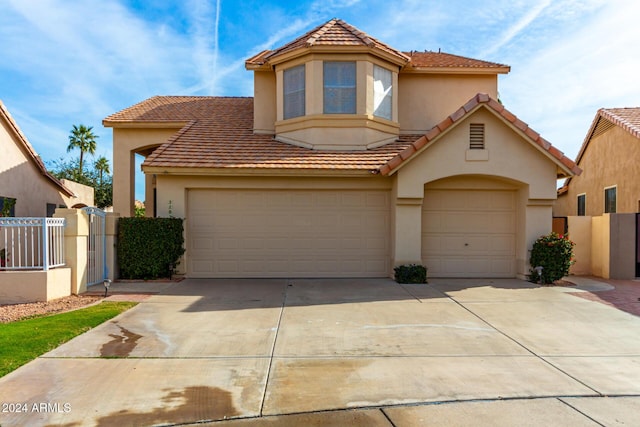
[0,268,71,304]
[398,73,498,134]
[253,71,276,134]
[393,107,558,278]
[111,127,183,217]
[0,118,70,216]
[555,126,640,216]
[553,191,571,216]
[591,215,610,278]
[566,216,592,275]
[60,179,95,208]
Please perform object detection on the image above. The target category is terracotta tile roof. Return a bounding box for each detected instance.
[105,96,416,171]
[560,107,640,190]
[597,108,640,140]
[403,51,510,73]
[0,100,74,197]
[378,93,581,177]
[246,18,410,67]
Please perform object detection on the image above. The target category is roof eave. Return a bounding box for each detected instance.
[401,66,511,75]
[379,94,581,177]
[142,165,380,177]
[265,45,409,67]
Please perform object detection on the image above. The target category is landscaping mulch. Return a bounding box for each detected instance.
[0,295,104,323]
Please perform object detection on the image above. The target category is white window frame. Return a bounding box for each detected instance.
[604,185,617,213]
[283,64,305,120]
[323,61,356,114]
[577,193,586,216]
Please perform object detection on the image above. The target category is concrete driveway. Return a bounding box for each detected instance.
[1,277,640,426]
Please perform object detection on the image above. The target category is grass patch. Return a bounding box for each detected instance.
[0,301,137,377]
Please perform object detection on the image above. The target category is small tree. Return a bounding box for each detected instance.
[529,232,575,284]
[67,124,98,177]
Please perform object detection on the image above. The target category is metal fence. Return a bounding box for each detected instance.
[0,217,66,270]
[82,207,107,286]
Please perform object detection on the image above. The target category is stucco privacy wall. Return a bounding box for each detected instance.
[112,127,183,217]
[565,214,636,279]
[393,107,559,278]
[154,175,393,275]
[609,213,636,279]
[567,216,592,276]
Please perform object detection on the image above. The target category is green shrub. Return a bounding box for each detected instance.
[394,264,428,284]
[117,217,185,279]
[529,232,575,284]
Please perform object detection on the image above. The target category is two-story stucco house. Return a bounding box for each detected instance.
[555,107,640,217]
[0,100,94,217]
[105,19,579,279]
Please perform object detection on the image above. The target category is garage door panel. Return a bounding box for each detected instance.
[423,189,516,278]
[188,189,389,278]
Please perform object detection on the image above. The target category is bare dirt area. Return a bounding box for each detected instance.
[0,295,104,323]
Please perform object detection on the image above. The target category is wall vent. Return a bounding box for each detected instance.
[469,123,485,149]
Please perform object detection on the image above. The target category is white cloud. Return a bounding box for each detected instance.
[477,0,552,57]
[499,0,640,157]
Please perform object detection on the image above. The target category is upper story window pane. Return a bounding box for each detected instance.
[604,187,616,213]
[324,61,356,114]
[283,65,305,120]
[373,65,392,120]
[577,194,586,216]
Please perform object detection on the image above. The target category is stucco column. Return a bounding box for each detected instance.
[113,148,135,217]
[54,209,89,294]
[145,173,155,217]
[393,198,423,267]
[105,212,120,281]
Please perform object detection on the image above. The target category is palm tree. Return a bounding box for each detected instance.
[94,156,110,187]
[67,124,98,177]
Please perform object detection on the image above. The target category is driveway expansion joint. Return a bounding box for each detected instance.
[445,294,604,396]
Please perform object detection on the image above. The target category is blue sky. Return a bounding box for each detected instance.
[1,0,639,202]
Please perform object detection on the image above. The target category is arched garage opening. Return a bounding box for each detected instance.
[421,175,526,278]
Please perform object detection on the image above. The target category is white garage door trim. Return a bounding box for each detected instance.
[187,189,390,278]
[422,189,516,278]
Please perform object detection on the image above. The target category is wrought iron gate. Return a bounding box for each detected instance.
[82,207,107,286]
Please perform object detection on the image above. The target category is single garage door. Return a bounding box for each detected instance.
[422,189,516,277]
[187,189,390,278]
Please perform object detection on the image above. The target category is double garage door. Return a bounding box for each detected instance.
[187,189,390,278]
[422,189,516,277]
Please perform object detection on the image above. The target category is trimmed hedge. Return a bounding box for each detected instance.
[394,264,428,284]
[117,217,185,279]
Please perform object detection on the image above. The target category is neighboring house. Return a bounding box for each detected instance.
[105,18,579,279]
[555,108,640,217]
[0,100,94,216]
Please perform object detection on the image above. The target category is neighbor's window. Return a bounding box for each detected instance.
[0,196,16,217]
[373,65,392,120]
[604,186,616,213]
[283,65,305,120]
[469,123,485,149]
[324,61,356,114]
[46,203,57,217]
[577,194,586,216]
